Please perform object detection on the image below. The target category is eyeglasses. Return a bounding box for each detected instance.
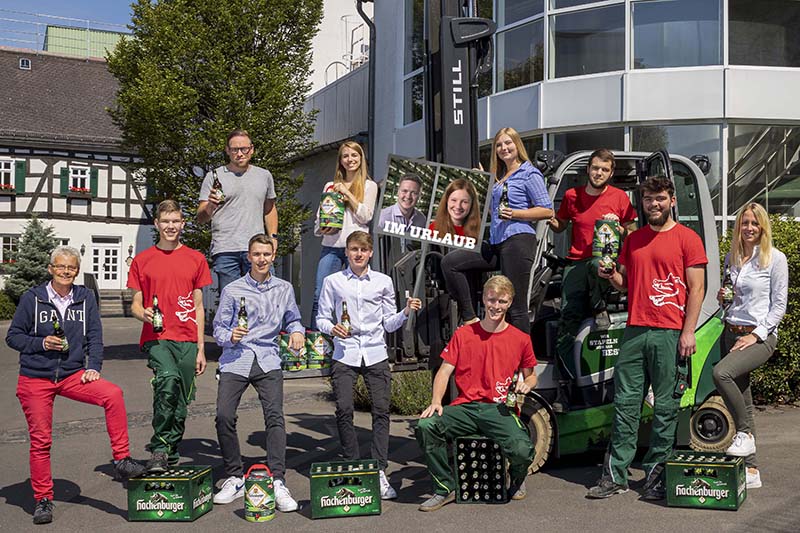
[51,264,78,272]
[228,146,253,154]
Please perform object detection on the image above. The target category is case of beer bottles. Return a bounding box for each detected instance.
[127,466,213,521]
[454,437,508,504]
[279,332,308,371]
[666,452,746,511]
[310,460,381,519]
[305,330,333,370]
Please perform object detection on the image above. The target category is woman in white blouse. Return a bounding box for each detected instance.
[713,202,788,490]
[310,141,378,330]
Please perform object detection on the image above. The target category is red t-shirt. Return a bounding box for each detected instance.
[556,186,637,260]
[441,322,537,406]
[127,245,212,346]
[618,224,707,330]
[429,222,465,236]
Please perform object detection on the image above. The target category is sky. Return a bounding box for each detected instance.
[0,0,134,27]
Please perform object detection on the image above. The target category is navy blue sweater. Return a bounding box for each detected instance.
[6,283,104,381]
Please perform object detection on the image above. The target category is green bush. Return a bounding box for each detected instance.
[720,215,800,404]
[0,291,16,320]
[349,370,432,416]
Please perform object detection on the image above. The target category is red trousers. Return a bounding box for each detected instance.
[16,371,131,501]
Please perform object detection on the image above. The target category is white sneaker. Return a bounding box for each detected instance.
[379,470,397,500]
[214,476,244,504]
[726,431,756,457]
[273,479,298,512]
[746,469,762,489]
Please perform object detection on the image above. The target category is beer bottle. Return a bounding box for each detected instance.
[498,182,509,215]
[340,301,351,334]
[237,297,248,329]
[722,265,734,307]
[212,169,226,204]
[52,317,69,351]
[599,241,615,274]
[152,294,164,333]
[505,372,519,408]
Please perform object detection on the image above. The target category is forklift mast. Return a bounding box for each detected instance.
[424,0,495,167]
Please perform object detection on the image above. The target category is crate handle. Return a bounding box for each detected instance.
[245,464,273,478]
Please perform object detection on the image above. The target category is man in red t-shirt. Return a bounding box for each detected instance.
[587,176,707,501]
[128,200,213,471]
[415,275,537,512]
[548,149,637,412]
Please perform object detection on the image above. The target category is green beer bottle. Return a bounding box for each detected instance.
[505,372,519,408]
[151,294,164,333]
[238,297,248,329]
[53,317,69,351]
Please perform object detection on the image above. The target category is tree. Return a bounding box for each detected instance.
[106,0,323,256]
[3,215,58,303]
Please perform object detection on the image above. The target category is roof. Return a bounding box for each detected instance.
[0,46,123,150]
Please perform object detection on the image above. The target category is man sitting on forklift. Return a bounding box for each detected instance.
[547,149,637,412]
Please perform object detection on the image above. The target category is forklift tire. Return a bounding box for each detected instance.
[689,395,735,452]
[518,396,554,474]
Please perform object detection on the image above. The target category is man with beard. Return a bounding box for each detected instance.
[548,149,637,412]
[586,176,707,501]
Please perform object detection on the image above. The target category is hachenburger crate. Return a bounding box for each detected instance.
[127,465,213,521]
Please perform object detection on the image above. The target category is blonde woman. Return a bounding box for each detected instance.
[311,141,378,330]
[713,202,788,489]
[441,127,553,333]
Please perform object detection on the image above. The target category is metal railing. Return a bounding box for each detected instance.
[0,8,129,59]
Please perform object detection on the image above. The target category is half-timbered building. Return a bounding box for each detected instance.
[0,46,151,301]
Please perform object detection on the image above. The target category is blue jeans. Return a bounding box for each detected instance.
[310,246,348,330]
[213,251,250,294]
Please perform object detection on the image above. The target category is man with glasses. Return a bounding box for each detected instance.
[197,128,278,292]
[7,246,146,525]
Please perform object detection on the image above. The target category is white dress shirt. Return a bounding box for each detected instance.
[316,266,407,367]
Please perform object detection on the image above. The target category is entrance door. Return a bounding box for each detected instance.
[92,238,121,290]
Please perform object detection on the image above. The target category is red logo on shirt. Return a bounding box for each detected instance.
[648,273,686,311]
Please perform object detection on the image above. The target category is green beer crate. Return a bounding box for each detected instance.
[454,437,508,504]
[666,452,746,511]
[280,332,308,371]
[310,460,381,519]
[306,330,333,370]
[127,465,213,521]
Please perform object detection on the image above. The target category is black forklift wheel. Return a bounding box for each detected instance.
[518,396,554,474]
[689,395,735,452]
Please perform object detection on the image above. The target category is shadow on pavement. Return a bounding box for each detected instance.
[101,343,223,362]
[0,478,126,518]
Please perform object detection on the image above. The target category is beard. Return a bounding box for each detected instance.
[647,208,670,227]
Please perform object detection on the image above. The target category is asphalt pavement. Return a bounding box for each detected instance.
[1,317,798,532]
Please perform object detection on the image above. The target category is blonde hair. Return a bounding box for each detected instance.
[484,275,515,299]
[731,202,773,268]
[490,127,530,178]
[433,178,481,239]
[333,141,370,203]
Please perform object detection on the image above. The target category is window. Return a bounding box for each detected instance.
[550,127,624,154]
[497,19,544,92]
[632,0,721,69]
[1,235,18,265]
[498,0,543,25]
[728,125,800,217]
[730,0,800,67]
[631,124,723,214]
[0,160,12,189]
[553,0,604,8]
[551,4,625,78]
[70,166,89,192]
[403,0,425,125]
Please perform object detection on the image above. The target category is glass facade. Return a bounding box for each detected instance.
[551,128,624,154]
[403,0,425,125]
[632,0,721,69]
[551,4,625,78]
[730,0,800,67]
[497,19,544,91]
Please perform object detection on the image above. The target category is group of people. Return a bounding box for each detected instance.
[6,126,788,524]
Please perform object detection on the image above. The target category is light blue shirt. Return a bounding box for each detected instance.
[46,281,74,319]
[725,246,788,341]
[316,266,407,367]
[213,273,304,376]
[489,160,552,245]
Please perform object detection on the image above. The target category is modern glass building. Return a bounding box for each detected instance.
[384,0,800,227]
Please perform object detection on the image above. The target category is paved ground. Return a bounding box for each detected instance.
[1,317,799,532]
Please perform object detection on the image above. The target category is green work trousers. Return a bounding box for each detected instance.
[415,402,533,496]
[144,340,197,459]
[607,326,680,486]
[555,258,608,378]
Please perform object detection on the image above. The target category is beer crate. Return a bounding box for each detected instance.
[127,465,213,521]
[666,452,746,511]
[454,437,508,504]
[310,460,381,519]
[280,332,307,371]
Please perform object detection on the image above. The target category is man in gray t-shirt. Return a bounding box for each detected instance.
[197,129,277,292]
